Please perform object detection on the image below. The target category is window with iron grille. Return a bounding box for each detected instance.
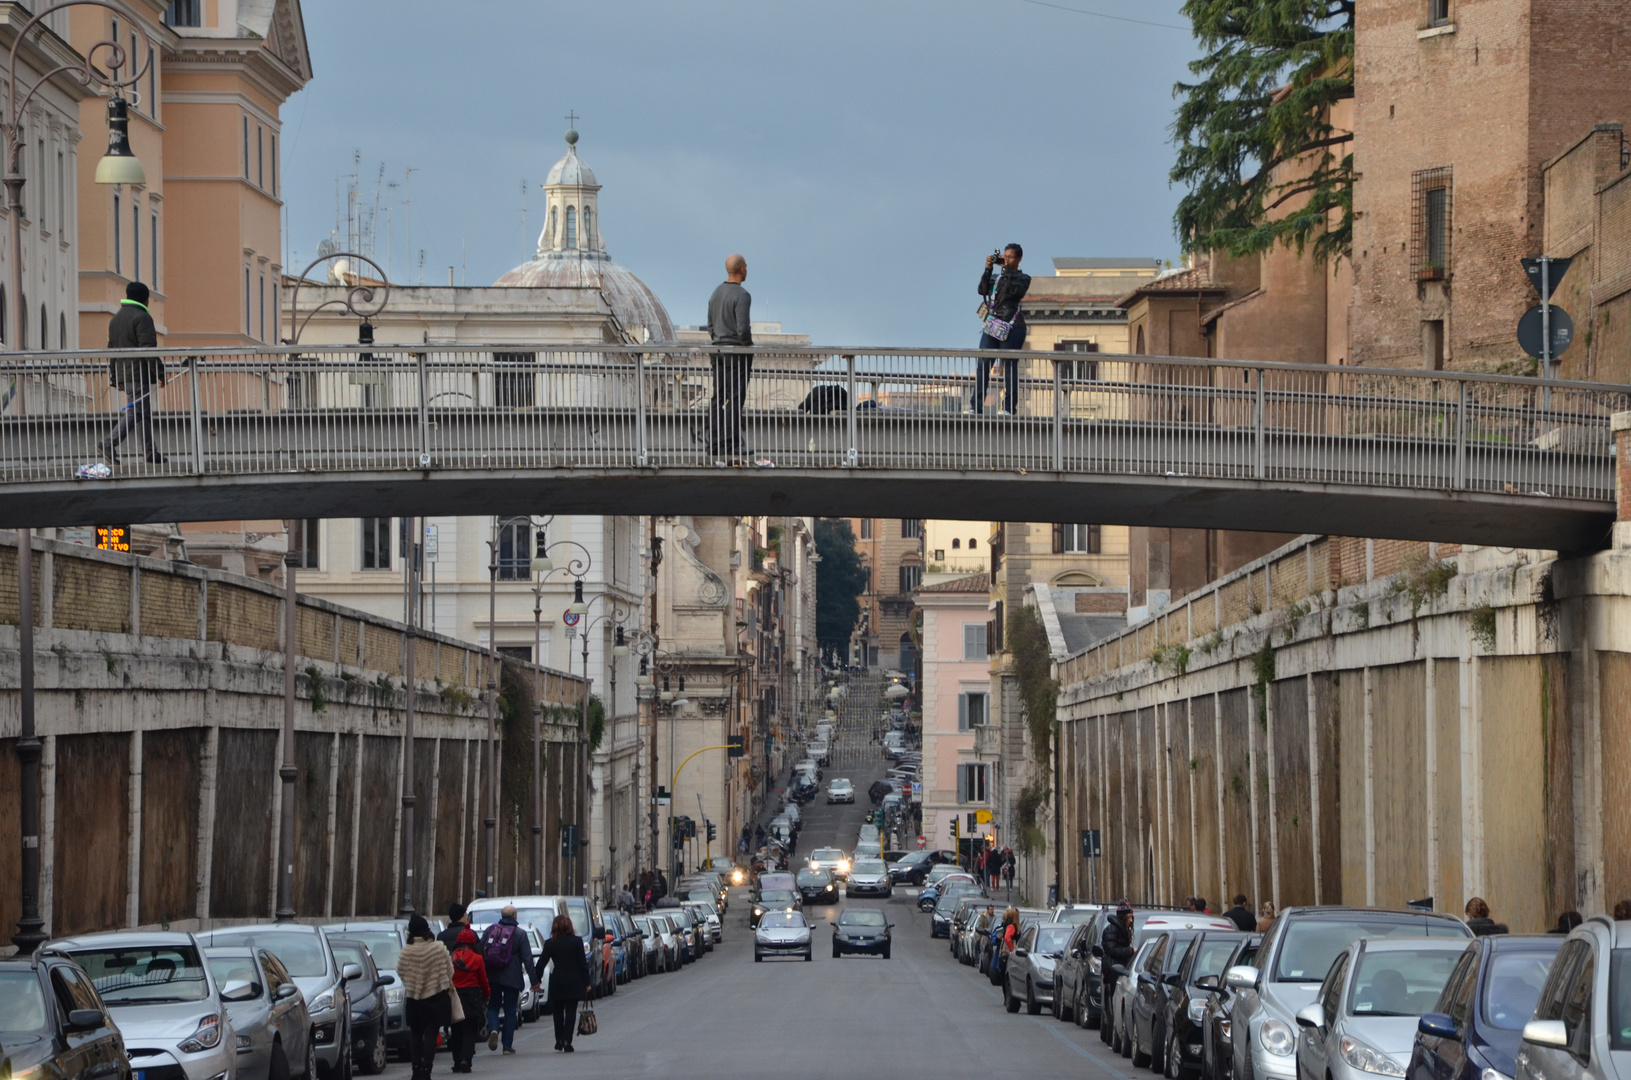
[1412,167,1453,278]
[494,352,536,407]
[496,516,531,580]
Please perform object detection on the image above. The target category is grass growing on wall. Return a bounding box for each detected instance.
[1008,605,1059,856]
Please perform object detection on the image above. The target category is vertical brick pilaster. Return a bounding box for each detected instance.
[1614,413,1631,548]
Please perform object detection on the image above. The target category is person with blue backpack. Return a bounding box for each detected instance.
[480,906,539,1055]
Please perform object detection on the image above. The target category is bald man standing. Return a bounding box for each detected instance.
[705,254,753,461]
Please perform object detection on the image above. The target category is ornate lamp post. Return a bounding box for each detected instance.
[275,251,392,922]
[575,598,630,898]
[11,1,154,955]
[527,523,589,891]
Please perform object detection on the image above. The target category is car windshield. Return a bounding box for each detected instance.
[1035,928,1074,956]
[797,869,832,886]
[1056,908,1099,925]
[1348,949,1461,1016]
[852,860,886,875]
[840,911,887,927]
[760,890,798,905]
[330,931,402,970]
[206,956,263,998]
[1275,917,1469,982]
[830,780,851,791]
[1191,937,1242,981]
[0,973,52,1036]
[1610,950,1631,1051]
[811,849,844,863]
[1483,949,1558,1030]
[71,945,212,1004]
[208,931,329,977]
[759,913,803,929]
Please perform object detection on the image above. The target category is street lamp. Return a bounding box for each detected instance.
[11,1,153,955]
[577,595,631,898]
[528,525,590,892]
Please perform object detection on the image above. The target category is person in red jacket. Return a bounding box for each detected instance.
[448,928,490,1073]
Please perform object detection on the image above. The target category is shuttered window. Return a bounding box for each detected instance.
[963,623,988,661]
[957,691,988,731]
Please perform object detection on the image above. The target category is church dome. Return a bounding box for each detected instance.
[496,128,673,343]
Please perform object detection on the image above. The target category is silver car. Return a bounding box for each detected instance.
[1004,922,1077,1015]
[682,901,722,947]
[845,859,893,898]
[1516,916,1631,1080]
[754,911,813,962]
[49,931,241,1080]
[204,947,315,1080]
[198,925,361,1080]
[1294,938,1465,1080]
[1227,908,1472,1080]
[318,924,406,1054]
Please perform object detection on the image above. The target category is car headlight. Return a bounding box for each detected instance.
[838,860,850,873]
[1090,956,1102,975]
[385,987,405,1005]
[310,990,335,1015]
[1340,1036,1405,1077]
[753,908,764,917]
[235,1035,252,1051]
[1259,1019,1295,1058]
[179,1012,224,1052]
[1189,999,1208,1023]
[1481,1070,1513,1080]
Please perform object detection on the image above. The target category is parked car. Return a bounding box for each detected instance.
[1127,925,1234,1070]
[1202,936,1263,1080]
[605,912,645,983]
[846,859,893,898]
[1512,917,1625,1080]
[754,912,813,962]
[633,914,677,973]
[1100,912,1235,1051]
[51,931,246,1080]
[1157,930,1248,1077]
[1407,934,1562,1080]
[1005,923,1077,1015]
[1225,908,1473,1080]
[964,907,998,967]
[1054,903,1104,926]
[0,951,130,1080]
[1293,938,1467,1080]
[1113,938,1164,1056]
[204,946,314,1080]
[949,899,985,961]
[1055,919,1102,1025]
[317,940,389,1076]
[318,924,406,1055]
[682,900,722,947]
[797,867,840,906]
[832,909,893,959]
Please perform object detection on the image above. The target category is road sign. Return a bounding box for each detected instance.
[562,609,580,626]
[96,525,131,553]
[975,809,993,824]
[1519,304,1575,360]
[1523,256,1573,299]
[916,834,926,849]
[1080,829,1102,859]
[560,824,578,859]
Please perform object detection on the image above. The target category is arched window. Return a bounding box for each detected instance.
[969,538,978,550]
[1136,325,1145,354]
[548,207,557,247]
[951,538,960,549]
[58,313,65,349]
[582,207,592,249]
[565,206,577,249]
[40,305,47,349]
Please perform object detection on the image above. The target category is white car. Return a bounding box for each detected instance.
[808,847,850,878]
[754,912,813,962]
[826,778,855,804]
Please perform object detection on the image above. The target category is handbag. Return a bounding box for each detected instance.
[446,987,464,1025]
[576,998,597,1037]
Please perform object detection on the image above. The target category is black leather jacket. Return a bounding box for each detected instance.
[1101,915,1136,975]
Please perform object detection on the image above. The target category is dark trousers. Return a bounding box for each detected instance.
[973,330,1023,414]
[450,988,485,1066]
[103,382,157,454]
[485,985,520,1050]
[408,1020,439,1080]
[552,1000,579,1048]
[709,352,752,455]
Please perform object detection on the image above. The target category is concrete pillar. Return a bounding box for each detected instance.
[40,735,56,937]
[1186,698,1198,898]
[1265,679,1281,910]
[196,726,218,919]
[1247,687,1262,909]
[1363,666,1376,905]
[129,565,141,636]
[1213,691,1226,904]
[323,732,340,918]
[1307,674,1322,904]
[1613,412,1631,548]
[1425,655,1439,910]
[126,729,143,927]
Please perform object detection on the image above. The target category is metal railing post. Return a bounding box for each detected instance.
[636,351,649,468]
[845,352,858,467]
[1052,357,1064,472]
[1454,378,1468,491]
[416,351,431,468]
[1254,367,1266,480]
[188,357,204,474]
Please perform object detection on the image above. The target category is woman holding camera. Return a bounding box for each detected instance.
[972,243,1031,415]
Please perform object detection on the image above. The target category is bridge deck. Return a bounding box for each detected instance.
[0,345,1623,548]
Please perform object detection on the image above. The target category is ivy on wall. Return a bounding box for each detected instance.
[1007,604,1059,856]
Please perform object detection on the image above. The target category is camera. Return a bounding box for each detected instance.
[991,249,1004,262]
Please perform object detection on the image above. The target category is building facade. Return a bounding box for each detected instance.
[845,517,924,672]
[913,573,992,856]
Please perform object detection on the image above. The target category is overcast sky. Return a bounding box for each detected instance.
[281,0,1201,347]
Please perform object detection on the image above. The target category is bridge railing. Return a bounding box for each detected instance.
[0,344,1625,501]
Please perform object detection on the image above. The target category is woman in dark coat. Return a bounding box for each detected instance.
[541,913,592,1051]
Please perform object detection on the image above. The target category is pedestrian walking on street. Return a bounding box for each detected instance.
[541,913,593,1052]
[1001,849,1016,893]
[480,905,539,1055]
[1224,894,1256,932]
[448,927,489,1073]
[1099,901,1136,1046]
[437,901,471,952]
[970,244,1030,415]
[397,916,454,1080]
[704,253,754,462]
[98,281,166,464]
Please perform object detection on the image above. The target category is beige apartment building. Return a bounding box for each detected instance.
[846,517,924,672]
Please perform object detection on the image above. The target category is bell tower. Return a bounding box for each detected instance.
[537,118,604,257]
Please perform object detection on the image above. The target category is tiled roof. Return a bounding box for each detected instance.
[1054,258,1162,270]
[916,573,989,594]
[1116,267,1226,308]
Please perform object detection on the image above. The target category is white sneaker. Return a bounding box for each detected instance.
[997,408,1012,417]
[753,457,776,468]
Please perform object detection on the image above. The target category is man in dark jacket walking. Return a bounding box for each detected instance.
[437,901,470,952]
[704,254,753,461]
[99,281,164,463]
[481,906,539,1055]
[971,244,1030,416]
[1100,901,1137,1045]
[1224,894,1256,932]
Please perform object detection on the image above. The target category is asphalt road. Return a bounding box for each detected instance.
[377,723,1138,1079]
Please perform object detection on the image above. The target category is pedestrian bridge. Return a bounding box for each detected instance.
[0,344,1624,549]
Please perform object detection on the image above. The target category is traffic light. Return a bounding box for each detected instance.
[727,735,745,758]
[706,821,717,842]
[951,818,960,843]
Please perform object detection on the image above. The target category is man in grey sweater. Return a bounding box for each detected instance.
[705,254,753,460]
